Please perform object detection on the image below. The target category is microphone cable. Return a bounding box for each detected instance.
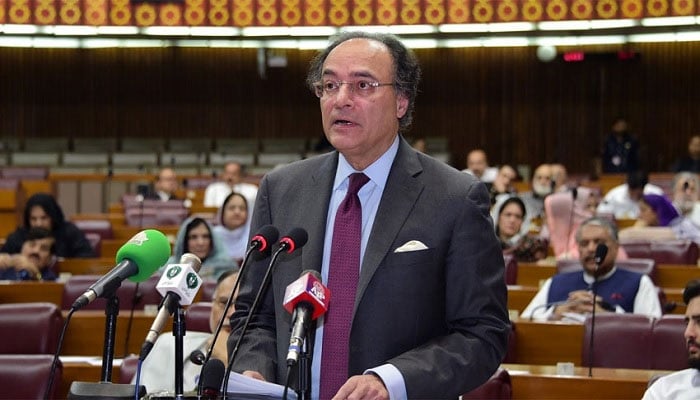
[223,244,288,398]
[196,225,279,398]
[44,309,76,400]
[222,227,307,400]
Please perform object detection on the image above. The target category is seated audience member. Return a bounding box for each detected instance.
[495,196,548,262]
[545,186,595,260]
[1,193,94,258]
[488,164,517,206]
[203,162,258,209]
[550,163,570,193]
[620,194,700,244]
[212,192,249,266]
[168,217,234,280]
[671,172,700,227]
[596,170,664,219]
[0,228,56,281]
[671,135,700,173]
[643,278,700,399]
[519,163,554,235]
[462,149,498,183]
[136,270,238,394]
[145,167,180,201]
[521,217,661,321]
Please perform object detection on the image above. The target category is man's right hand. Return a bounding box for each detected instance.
[242,370,266,381]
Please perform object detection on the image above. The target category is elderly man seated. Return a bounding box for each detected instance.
[0,227,56,281]
[521,217,661,322]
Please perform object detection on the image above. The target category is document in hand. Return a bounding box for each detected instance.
[227,372,299,400]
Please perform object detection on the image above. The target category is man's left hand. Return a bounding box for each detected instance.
[332,374,389,400]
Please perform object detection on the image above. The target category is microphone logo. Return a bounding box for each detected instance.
[127,231,149,246]
[311,281,326,302]
[186,272,199,289]
[167,265,182,278]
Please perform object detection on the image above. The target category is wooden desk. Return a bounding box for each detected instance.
[518,262,699,290]
[56,258,116,275]
[61,359,124,399]
[503,363,668,399]
[62,311,155,356]
[657,264,700,287]
[508,285,538,314]
[0,281,63,305]
[512,320,583,365]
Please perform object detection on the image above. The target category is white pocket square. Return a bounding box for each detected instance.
[394,240,429,253]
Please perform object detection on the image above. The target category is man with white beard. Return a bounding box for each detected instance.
[518,163,554,236]
[672,172,700,227]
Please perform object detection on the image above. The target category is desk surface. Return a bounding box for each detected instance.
[502,363,668,399]
[60,360,666,400]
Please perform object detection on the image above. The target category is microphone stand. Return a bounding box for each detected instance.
[297,338,311,400]
[68,294,146,399]
[173,305,186,399]
[588,260,602,378]
[223,245,288,400]
[100,295,120,382]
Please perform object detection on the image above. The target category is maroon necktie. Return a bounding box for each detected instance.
[320,172,369,399]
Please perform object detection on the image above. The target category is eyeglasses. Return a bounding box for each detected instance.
[313,79,394,98]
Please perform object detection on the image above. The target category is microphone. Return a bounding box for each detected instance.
[248,224,279,260]
[139,253,203,361]
[588,242,609,377]
[70,229,171,311]
[593,243,608,270]
[223,227,309,399]
[195,225,280,398]
[189,349,205,366]
[284,270,330,366]
[278,227,308,254]
[200,358,226,400]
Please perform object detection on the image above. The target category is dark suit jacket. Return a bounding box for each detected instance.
[229,137,509,398]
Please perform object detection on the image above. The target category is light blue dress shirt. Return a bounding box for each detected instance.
[310,136,407,400]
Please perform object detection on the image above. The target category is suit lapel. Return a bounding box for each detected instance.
[354,139,424,314]
[300,153,338,276]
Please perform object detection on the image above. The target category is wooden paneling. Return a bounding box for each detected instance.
[3,42,700,173]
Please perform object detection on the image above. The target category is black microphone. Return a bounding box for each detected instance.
[588,242,609,377]
[71,229,171,311]
[196,224,279,398]
[223,227,309,399]
[139,253,203,361]
[201,358,226,400]
[283,270,329,366]
[593,243,608,269]
[189,349,205,366]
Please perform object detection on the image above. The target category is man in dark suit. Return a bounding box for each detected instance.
[228,31,509,399]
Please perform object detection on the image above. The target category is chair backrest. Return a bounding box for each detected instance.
[503,254,517,285]
[0,354,62,399]
[651,314,689,370]
[582,313,654,369]
[73,219,114,240]
[84,232,102,257]
[185,302,213,333]
[61,275,157,310]
[557,257,657,282]
[461,367,512,399]
[118,354,140,385]
[200,279,218,302]
[0,302,63,354]
[621,239,699,265]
